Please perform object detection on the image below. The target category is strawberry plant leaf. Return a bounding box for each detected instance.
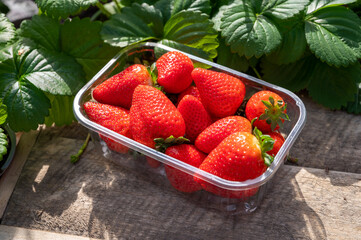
[172,0,212,16]
[18,15,60,52]
[101,3,163,47]
[164,10,219,58]
[217,37,249,72]
[307,0,357,14]
[60,18,120,80]
[0,43,85,96]
[307,60,361,109]
[305,6,361,67]
[0,13,15,49]
[156,39,211,60]
[343,82,361,114]
[266,19,307,65]
[260,0,310,20]
[44,95,76,126]
[35,0,98,19]
[0,99,7,125]
[220,2,282,58]
[261,55,313,92]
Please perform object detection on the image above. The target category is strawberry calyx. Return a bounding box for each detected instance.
[259,96,290,131]
[154,135,190,153]
[253,128,274,167]
[148,62,163,91]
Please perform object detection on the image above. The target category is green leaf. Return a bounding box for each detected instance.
[0,43,85,96]
[220,3,282,58]
[45,95,75,126]
[0,76,50,132]
[172,0,212,16]
[35,0,98,19]
[305,6,361,67]
[0,99,7,125]
[261,53,315,92]
[100,3,163,47]
[154,0,174,23]
[0,13,15,49]
[0,1,9,14]
[343,82,361,114]
[260,0,310,20]
[216,37,249,72]
[307,60,361,109]
[307,0,357,14]
[164,10,219,58]
[266,19,307,65]
[60,18,120,80]
[18,15,60,52]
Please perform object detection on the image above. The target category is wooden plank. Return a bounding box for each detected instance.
[2,136,360,240]
[0,130,39,220]
[0,225,100,240]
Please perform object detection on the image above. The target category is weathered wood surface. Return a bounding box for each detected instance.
[290,93,361,174]
[0,225,100,240]
[2,132,361,240]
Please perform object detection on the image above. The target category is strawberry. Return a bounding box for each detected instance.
[156,51,194,93]
[177,95,212,143]
[195,116,252,154]
[130,85,186,149]
[195,129,274,198]
[192,68,246,118]
[165,144,206,193]
[83,102,131,153]
[266,132,285,157]
[245,90,289,132]
[176,85,201,106]
[146,156,161,168]
[92,64,152,109]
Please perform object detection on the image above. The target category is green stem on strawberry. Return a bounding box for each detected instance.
[71,133,91,164]
[154,135,190,153]
[253,128,274,166]
[259,96,290,131]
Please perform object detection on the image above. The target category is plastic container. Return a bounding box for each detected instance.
[73,42,306,214]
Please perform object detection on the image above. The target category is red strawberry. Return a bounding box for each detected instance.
[245,90,289,132]
[165,144,206,193]
[92,64,152,109]
[176,86,201,106]
[195,116,252,154]
[177,95,212,143]
[83,102,131,153]
[266,132,285,157]
[156,51,194,93]
[146,156,161,168]
[192,68,246,118]
[130,85,186,149]
[195,130,274,198]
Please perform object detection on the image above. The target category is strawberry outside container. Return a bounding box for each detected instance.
[73,42,306,214]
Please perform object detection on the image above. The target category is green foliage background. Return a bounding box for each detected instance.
[0,0,360,132]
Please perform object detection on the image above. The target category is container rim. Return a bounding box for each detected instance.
[73,42,307,191]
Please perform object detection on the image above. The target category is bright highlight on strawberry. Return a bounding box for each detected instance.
[84,50,291,199]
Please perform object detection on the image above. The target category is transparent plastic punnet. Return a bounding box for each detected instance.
[73,42,306,214]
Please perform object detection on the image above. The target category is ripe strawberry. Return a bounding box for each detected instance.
[83,102,131,153]
[156,51,194,93]
[177,95,212,143]
[165,144,206,193]
[146,156,161,168]
[176,86,201,106]
[195,116,252,154]
[130,85,186,149]
[195,130,274,198]
[92,64,152,109]
[192,68,246,118]
[266,132,285,157]
[245,90,289,132]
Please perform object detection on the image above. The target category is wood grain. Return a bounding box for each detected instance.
[2,134,360,240]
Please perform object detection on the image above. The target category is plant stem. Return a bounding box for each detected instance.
[71,133,91,164]
[252,66,262,80]
[96,2,111,18]
[113,0,122,12]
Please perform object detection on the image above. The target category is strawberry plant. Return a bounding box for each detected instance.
[0,0,360,134]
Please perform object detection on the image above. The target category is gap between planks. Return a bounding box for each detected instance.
[0,130,40,221]
[0,225,100,240]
